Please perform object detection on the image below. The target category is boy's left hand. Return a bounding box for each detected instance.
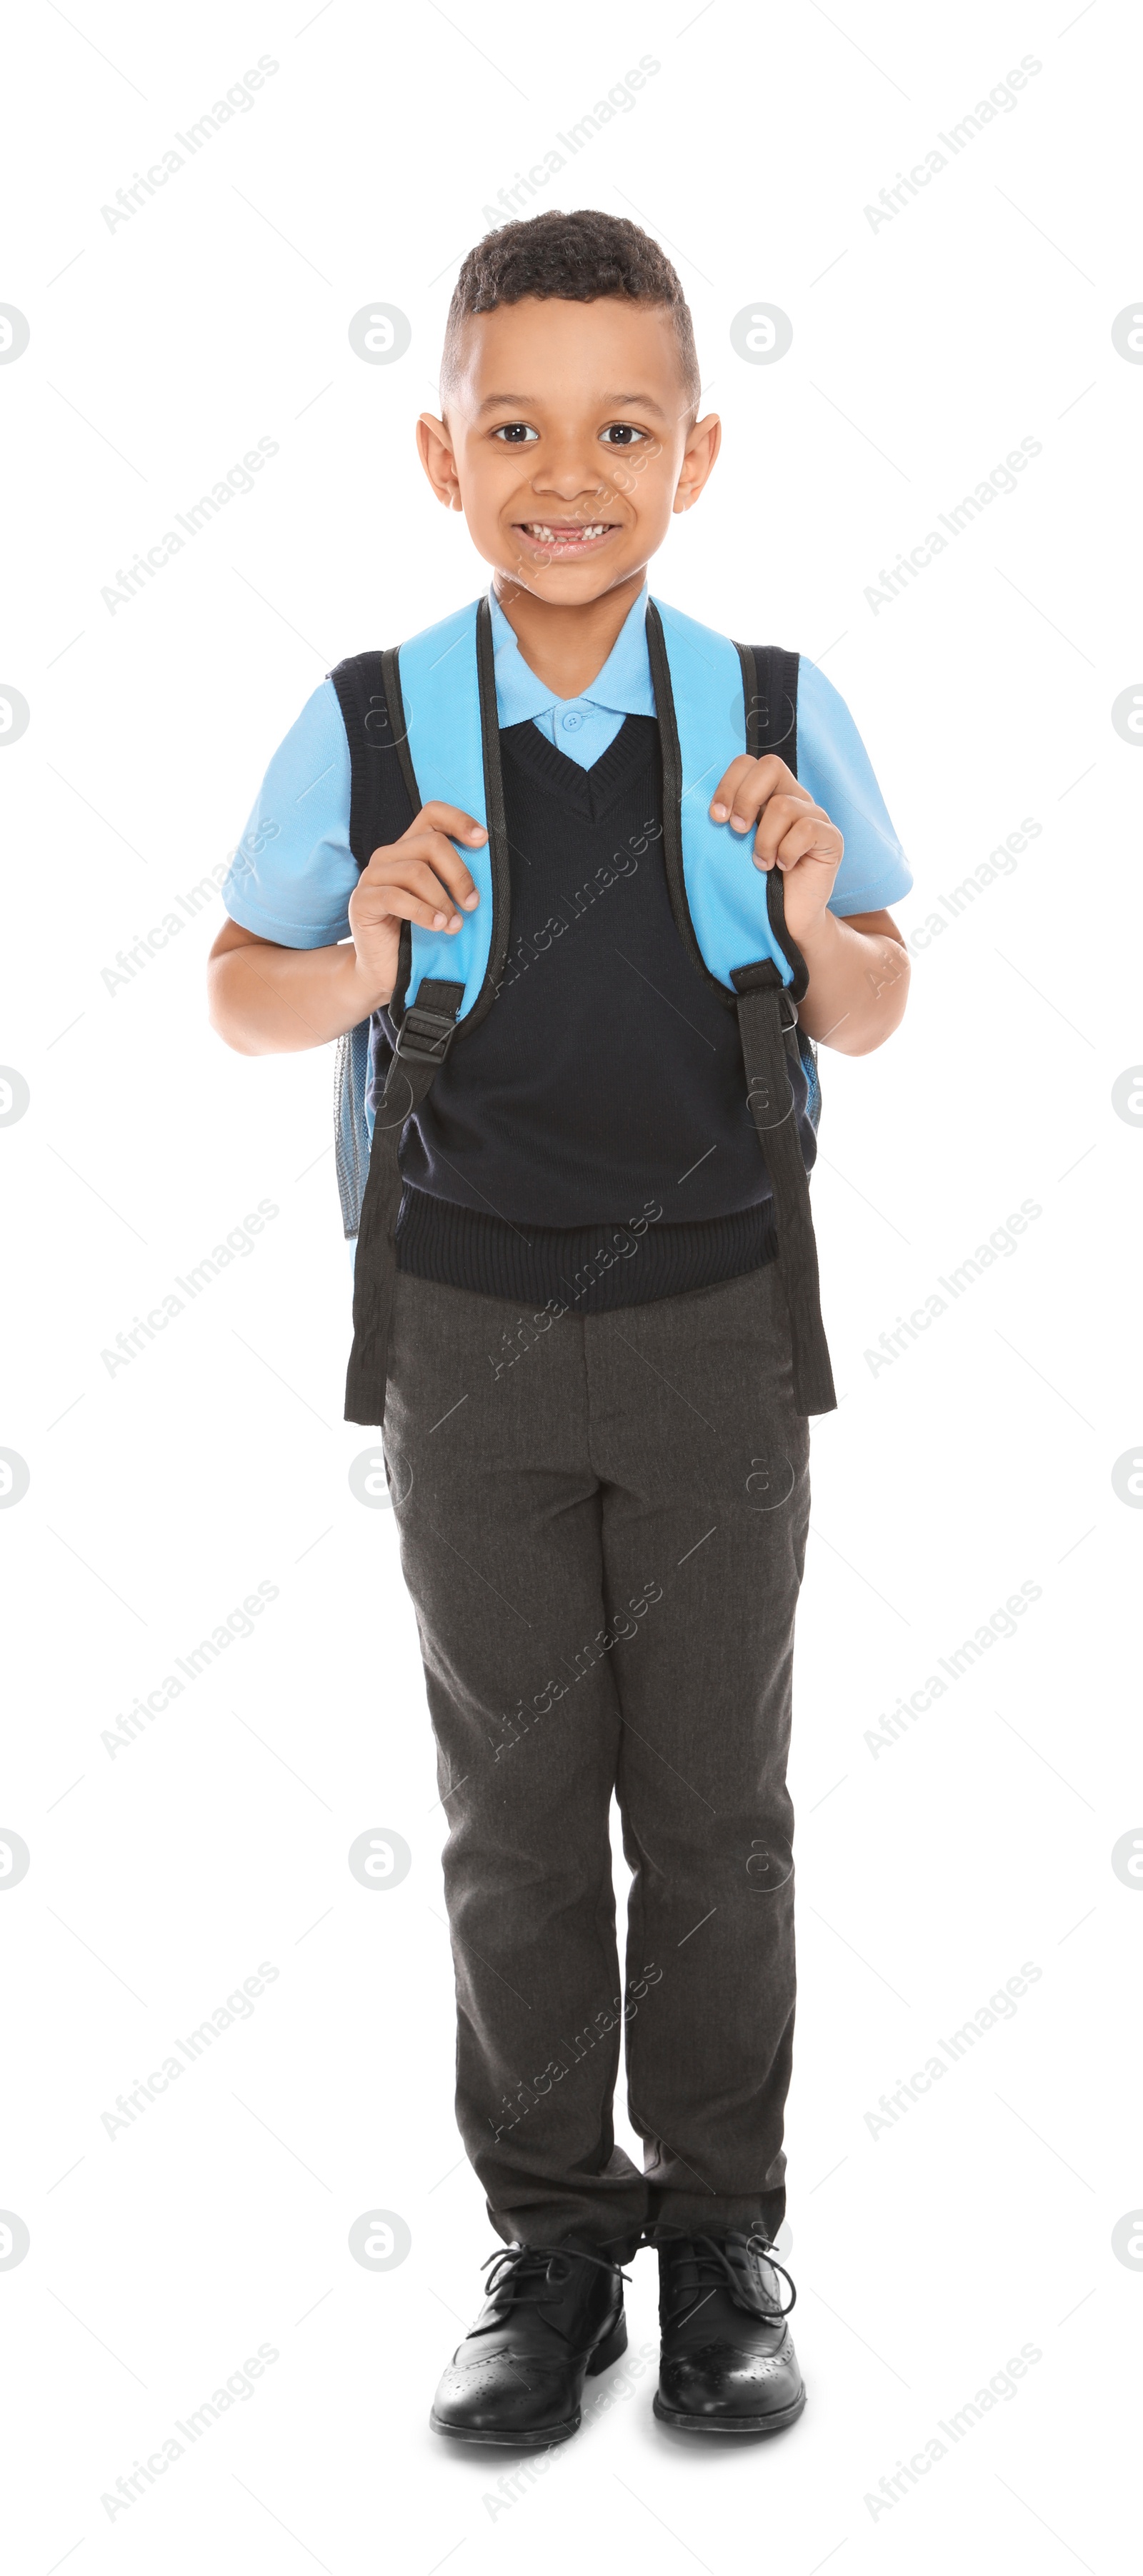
[710,756,843,951]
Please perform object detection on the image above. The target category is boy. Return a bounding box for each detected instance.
[209,209,911,2445]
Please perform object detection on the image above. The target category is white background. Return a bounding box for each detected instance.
[2,1,1140,2568]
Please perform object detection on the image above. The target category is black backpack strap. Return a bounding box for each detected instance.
[647,616,834,1415]
[336,603,513,1425]
[644,599,711,988]
[333,648,456,1422]
[646,614,832,1410]
[329,648,417,1021]
[324,652,408,1240]
[462,596,514,1033]
[737,640,799,768]
[329,651,415,861]
[736,643,835,1418]
[344,974,464,1425]
[732,953,836,1416]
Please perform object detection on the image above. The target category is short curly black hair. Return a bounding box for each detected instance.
[441,208,699,411]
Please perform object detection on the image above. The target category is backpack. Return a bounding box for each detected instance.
[329,595,835,1427]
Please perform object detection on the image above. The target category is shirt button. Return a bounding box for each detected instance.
[561,708,583,731]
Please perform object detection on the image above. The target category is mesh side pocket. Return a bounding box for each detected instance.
[334,1018,371,1238]
[799,1033,822,1132]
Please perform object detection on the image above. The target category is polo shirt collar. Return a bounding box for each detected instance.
[487,583,656,726]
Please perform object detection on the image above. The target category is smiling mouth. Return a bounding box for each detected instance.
[514,521,619,552]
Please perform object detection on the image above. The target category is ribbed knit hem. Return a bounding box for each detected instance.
[393,1184,778,1313]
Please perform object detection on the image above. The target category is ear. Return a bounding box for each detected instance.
[417,413,463,511]
[673,411,721,513]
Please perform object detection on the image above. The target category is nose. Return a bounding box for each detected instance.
[529,441,609,502]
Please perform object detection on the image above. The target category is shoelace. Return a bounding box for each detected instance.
[659,2230,797,2327]
[481,2242,632,2334]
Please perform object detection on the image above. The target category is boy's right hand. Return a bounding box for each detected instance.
[348,802,485,1006]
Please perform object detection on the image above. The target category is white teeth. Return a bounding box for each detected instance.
[524,523,609,541]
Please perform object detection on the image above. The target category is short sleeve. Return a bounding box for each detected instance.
[794,660,913,916]
[221,677,357,948]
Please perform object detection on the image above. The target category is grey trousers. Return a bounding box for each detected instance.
[384,1258,810,2258]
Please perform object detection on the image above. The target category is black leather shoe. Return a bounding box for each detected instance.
[654,2231,805,2434]
[430,2242,629,2445]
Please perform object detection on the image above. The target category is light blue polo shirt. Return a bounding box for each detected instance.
[223,586,912,940]
[486,583,657,761]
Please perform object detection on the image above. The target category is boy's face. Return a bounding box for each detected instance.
[419,296,719,605]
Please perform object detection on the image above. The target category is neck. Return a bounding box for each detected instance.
[491,568,648,697]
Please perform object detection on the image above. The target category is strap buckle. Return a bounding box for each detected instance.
[393,1001,457,1065]
[730,961,800,1026]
